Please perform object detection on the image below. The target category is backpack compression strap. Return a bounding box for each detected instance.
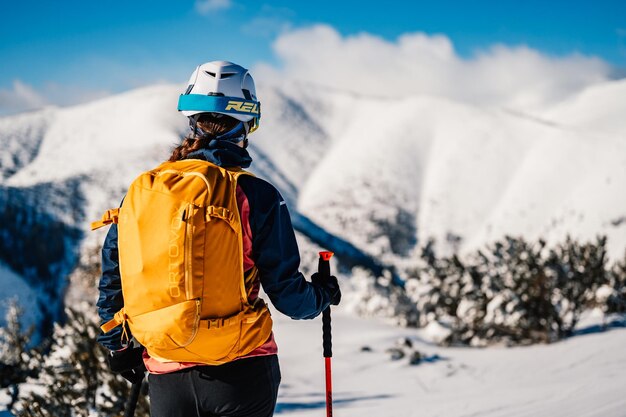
[101,309,130,346]
[91,208,120,230]
[198,299,269,329]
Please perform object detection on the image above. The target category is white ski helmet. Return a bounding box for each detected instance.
[177,61,260,133]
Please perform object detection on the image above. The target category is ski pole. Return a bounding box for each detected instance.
[124,378,143,417]
[318,251,334,417]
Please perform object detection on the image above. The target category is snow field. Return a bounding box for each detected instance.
[273,309,626,417]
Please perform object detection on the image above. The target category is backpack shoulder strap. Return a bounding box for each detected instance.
[231,168,254,179]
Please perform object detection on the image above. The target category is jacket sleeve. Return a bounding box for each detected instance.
[244,178,331,320]
[95,223,127,351]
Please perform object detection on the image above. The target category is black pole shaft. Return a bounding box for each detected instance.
[124,379,142,417]
[318,253,333,358]
[322,308,332,358]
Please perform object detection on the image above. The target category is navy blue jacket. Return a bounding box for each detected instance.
[96,142,331,351]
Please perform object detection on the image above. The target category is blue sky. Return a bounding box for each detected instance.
[1,0,625,113]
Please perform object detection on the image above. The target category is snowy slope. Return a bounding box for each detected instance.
[4,86,184,189]
[0,108,55,181]
[295,87,626,262]
[0,262,40,328]
[543,78,626,136]
[273,308,626,417]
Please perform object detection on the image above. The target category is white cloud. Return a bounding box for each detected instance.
[195,0,232,15]
[0,80,48,115]
[256,25,612,110]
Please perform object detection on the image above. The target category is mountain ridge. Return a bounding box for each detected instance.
[1,80,625,327]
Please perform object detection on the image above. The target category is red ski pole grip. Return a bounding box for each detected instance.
[319,251,334,261]
[318,251,333,278]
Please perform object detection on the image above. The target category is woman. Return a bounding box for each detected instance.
[96,61,341,417]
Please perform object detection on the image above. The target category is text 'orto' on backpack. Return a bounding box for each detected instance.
[91,159,273,365]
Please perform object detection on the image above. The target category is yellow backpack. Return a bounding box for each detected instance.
[92,159,273,365]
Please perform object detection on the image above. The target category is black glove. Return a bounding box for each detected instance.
[312,273,342,306]
[107,346,146,384]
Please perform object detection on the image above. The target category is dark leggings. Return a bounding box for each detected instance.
[148,355,281,417]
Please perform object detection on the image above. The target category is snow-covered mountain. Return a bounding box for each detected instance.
[294,82,626,264]
[1,79,625,328]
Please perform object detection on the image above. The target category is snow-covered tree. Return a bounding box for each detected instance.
[545,236,609,337]
[0,301,36,411]
[344,267,417,326]
[399,235,625,346]
[601,250,626,315]
[12,306,149,417]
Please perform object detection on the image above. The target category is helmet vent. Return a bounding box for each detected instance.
[220,73,235,79]
[204,71,217,78]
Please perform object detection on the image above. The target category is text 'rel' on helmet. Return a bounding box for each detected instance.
[177,61,261,134]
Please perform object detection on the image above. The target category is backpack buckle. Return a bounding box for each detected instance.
[206,318,224,329]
